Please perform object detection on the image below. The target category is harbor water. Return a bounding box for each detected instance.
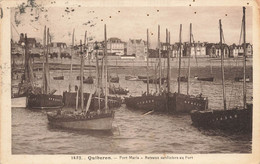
[12,67,253,154]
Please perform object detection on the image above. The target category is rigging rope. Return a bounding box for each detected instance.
[224,19,244,109]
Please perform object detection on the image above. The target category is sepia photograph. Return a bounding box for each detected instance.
[1,0,260,163]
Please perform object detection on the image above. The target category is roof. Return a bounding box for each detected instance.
[19,38,37,45]
[50,42,67,47]
[108,37,123,43]
[129,39,146,45]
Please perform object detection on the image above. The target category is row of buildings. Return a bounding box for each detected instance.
[12,33,253,60]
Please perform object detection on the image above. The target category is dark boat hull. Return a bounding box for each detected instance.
[172,93,208,113]
[125,93,208,114]
[53,76,64,80]
[138,76,153,80]
[196,77,214,82]
[190,105,252,133]
[27,94,63,109]
[83,77,94,84]
[125,95,167,112]
[108,76,119,83]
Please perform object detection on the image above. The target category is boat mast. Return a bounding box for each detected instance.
[79,40,84,110]
[158,25,162,93]
[46,28,50,94]
[187,23,192,95]
[69,29,75,92]
[104,24,108,109]
[168,31,171,93]
[146,29,150,94]
[167,29,171,94]
[42,26,46,93]
[178,24,182,94]
[219,19,227,110]
[243,7,247,109]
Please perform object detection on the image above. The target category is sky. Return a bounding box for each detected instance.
[11,6,252,48]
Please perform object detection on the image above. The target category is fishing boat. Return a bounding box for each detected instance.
[47,26,115,131]
[194,76,214,82]
[234,76,250,82]
[171,23,208,113]
[191,8,252,133]
[77,76,86,80]
[83,76,94,84]
[63,30,121,110]
[27,26,63,109]
[108,76,119,83]
[126,27,170,113]
[125,76,140,81]
[53,75,64,80]
[138,75,152,80]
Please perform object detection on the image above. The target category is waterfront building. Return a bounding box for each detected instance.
[206,43,230,58]
[127,39,147,60]
[229,43,253,57]
[107,37,125,56]
[18,33,37,48]
[49,42,70,58]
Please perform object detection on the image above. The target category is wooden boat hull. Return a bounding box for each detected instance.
[47,112,114,130]
[53,76,64,80]
[195,77,214,82]
[27,94,63,109]
[76,76,85,80]
[11,96,27,108]
[83,77,94,84]
[190,105,252,133]
[125,76,140,81]
[138,76,153,80]
[125,93,208,114]
[108,77,119,83]
[125,95,167,112]
[172,93,208,113]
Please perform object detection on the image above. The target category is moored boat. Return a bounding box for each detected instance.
[27,93,63,109]
[48,26,114,131]
[47,110,114,130]
[27,27,63,109]
[234,76,250,82]
[125,94,167,112]
[194,76,214,82]
[190,9,252,134]
[83,76,94,84]
[108,76,119,83]
[53,75,64,80]
[190,104,252,132]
